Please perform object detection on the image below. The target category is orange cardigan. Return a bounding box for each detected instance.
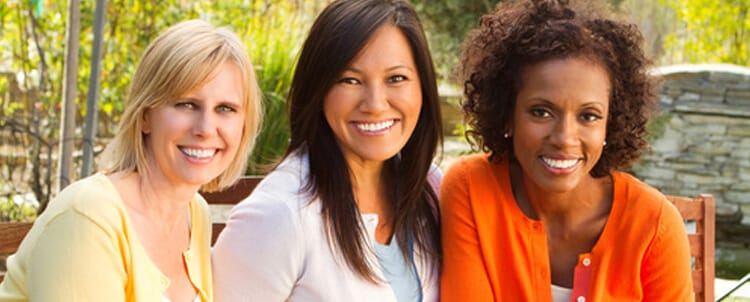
[440,154,693,302]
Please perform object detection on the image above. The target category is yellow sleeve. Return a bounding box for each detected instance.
[27,209,127,301]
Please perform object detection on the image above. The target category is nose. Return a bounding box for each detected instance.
[193,109,217,137]
[549,114,580,148]
[359,83,389,113]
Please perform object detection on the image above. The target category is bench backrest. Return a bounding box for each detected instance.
[666,194,715,302]
[0,187,717,297]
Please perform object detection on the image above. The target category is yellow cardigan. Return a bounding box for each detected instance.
[0,173,213,301]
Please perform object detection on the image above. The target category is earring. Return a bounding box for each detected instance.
[503,132,511,139]
[603,140,607,146]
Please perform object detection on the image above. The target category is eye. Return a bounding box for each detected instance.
[338,77,360,85]
[529,107,552,119]
[580,111,603,122]
[175,102,196,110]
[216,104,237,113]
[388,74,407,83]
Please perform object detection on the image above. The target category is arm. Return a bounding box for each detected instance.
[440,163,494,301]
[212,192,304,301]
[28,210,127,301]
[640,201,693,301]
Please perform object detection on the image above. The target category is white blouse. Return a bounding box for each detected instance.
[551,284,572,302]
[211,151,442,302]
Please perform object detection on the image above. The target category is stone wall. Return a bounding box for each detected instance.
[631,64,750,250]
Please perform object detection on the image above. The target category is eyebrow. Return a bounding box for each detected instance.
[343,65,416,74]
[526,98,607,109]
[178,96,243,106]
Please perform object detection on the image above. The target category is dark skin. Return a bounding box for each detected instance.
[505,57,616,288]
[510,161,613,288]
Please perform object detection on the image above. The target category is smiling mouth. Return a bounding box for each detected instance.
[353,120,395,132]
[179,147,217,159]
[541,157,579,169]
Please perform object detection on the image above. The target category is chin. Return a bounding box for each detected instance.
[354,148,401,162]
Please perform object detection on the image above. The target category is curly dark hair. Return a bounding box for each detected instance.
[459,0,657,177]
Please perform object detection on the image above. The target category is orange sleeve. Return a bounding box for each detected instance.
[439,161,494,301]
[640,201,694,301]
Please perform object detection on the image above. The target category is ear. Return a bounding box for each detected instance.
[142,109,152,135]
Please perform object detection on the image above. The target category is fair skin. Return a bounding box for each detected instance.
[323,24,422,244]
[110,61,245,301]
[510,57,614,288]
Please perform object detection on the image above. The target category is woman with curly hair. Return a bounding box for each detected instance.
[440,0,692,301]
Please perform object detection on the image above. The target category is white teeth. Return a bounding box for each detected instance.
[542,157,578,169]
[355,120,394,132]
[181,148,216,159]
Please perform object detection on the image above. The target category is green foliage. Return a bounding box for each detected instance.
[411,0,499,81]
[207,1,313,173]
[660,0,750,65]
[0,196,38,222]
[411,0,631,81]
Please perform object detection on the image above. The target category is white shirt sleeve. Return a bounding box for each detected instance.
[428,162,443,193]
[212,188,305,302]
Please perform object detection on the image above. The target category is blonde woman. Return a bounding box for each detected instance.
[0,20,262,301]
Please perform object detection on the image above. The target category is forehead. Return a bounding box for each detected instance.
[517,57,611,106]
[348,24,416,68]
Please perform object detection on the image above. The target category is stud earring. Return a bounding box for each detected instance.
[603,140,607,146]
[503,132,511,139]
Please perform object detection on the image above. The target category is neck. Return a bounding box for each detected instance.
[347,159,396,244]
[114,168,197,234]
[510,161,611,228]
[348,159,388,214]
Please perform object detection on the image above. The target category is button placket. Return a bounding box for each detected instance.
[571,253,592,301]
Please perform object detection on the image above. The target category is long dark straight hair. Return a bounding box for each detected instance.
[284,0,442,282]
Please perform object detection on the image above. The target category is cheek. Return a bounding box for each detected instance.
[322,90,352,129]
[224,118,246,142]
[398,85,423,123]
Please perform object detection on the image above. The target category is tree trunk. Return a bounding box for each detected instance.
[81,0,106,178]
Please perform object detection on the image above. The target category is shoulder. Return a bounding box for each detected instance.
[611,171,683,229]
[611,171,668,210]
[445,153,492,174]
[443,153,499,190]
[214,154,310,260]
[39,173,128,230]
[232,152,315,221]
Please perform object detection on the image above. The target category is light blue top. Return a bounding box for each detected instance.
[373,236,422,302]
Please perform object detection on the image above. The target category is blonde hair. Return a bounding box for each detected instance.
[100,19,263,192]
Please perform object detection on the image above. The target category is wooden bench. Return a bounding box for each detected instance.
[0,186,716,300]
[666,194,716,302]
[0,222,33,282]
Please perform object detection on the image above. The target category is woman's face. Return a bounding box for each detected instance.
[323,24,422,168]
[512,57,610,193]
[142,61,246,188]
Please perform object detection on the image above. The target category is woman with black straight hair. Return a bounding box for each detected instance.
[212,0,443,301]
